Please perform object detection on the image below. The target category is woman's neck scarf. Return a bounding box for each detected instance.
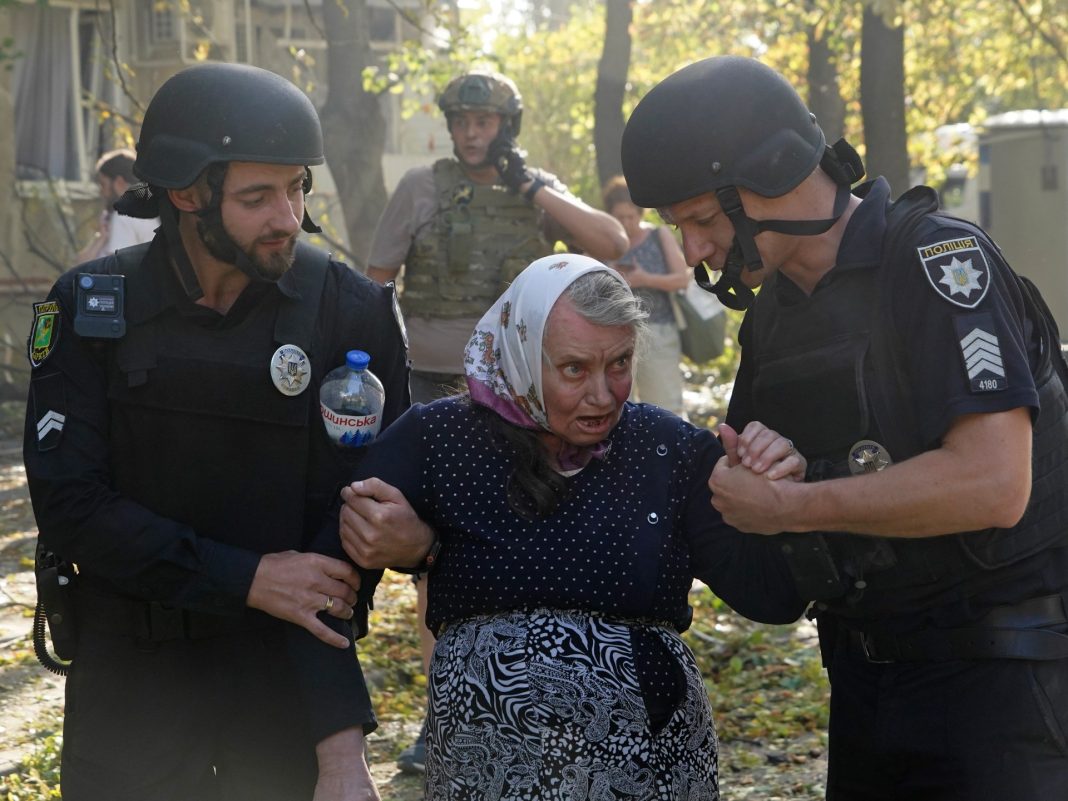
[464,253,628,471]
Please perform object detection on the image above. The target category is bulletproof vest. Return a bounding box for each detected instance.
[747,185,1068,614]
[401,159,552,319]
[99,242,352,560]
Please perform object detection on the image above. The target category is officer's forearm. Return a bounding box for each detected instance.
[790,408,1032,537]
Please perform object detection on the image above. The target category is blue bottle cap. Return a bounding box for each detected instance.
[346,350,370,370]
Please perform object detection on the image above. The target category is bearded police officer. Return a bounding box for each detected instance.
[364,68,626,773]
[24,63,409,801]
[622,56,1068,800]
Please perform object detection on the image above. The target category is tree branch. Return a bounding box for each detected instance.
[1007,0,1068,67]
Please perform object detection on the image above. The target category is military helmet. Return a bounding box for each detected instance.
[438,71,524,136]
[621,56,826,209]
[134,62,324,189]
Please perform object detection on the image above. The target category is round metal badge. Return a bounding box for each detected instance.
[848,439,892,475]
[270,344,311,396]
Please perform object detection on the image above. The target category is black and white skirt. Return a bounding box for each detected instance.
[425,608,719,801]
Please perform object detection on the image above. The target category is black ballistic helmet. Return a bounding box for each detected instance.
[438,71,524,136]
[134,62,324,189]
[622,56,826,209]
[621,56,863,311]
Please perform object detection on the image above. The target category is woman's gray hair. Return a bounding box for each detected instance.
[562,270,649,345]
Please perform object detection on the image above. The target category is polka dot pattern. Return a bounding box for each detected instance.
[394,399,706,634]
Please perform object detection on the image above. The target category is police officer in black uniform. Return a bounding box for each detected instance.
[24,62,409,801]
[622,56,1068,800]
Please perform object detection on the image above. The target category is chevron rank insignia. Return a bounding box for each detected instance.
[30,373,66,451]
[954,313,1006,392]
[917,236,991,309]
[36,410,65,445]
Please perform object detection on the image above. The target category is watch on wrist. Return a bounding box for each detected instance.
[391,530,441,574]
[421,533,442,570]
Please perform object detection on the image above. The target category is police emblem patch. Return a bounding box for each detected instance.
[270,344,311,396]
[917,236,991,309]
[848,439,892,475]
[954,312,1007,392]
[29,300,61,367]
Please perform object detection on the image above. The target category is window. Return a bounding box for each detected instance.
[149,3,177,45]
[12,3,115,185]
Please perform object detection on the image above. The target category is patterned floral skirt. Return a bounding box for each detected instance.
[425,608,719,801]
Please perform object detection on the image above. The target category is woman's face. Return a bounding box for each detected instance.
[541,295,635,447]
[609,201,644,241]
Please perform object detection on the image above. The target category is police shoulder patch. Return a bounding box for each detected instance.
[953,312,1007,393]
[917,236,991,309]
[29,300,61,368]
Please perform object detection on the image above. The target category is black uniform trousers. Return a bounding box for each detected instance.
[61,597,319,801]
[826,635,1068,801]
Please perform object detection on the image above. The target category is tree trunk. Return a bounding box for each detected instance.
[860,4,909,197]
[593,0,632,191]
[805,7,845,144]
[320,0,387,267]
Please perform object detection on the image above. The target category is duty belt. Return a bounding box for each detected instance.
[845,594,1068,663]
[75,577,272,643]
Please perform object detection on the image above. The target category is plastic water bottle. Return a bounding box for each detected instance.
[319,350,385,448]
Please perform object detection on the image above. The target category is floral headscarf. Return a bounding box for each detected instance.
[464,254,629,468]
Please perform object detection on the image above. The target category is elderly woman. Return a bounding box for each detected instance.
[340,254,806,801]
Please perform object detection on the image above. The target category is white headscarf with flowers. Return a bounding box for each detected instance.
[464,253,629,435]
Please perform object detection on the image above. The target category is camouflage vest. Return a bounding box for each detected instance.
[402,159,553,318]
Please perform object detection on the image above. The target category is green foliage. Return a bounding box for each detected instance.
[0,715,62,801]
[687,585,829,748]
[382,0,1068,205]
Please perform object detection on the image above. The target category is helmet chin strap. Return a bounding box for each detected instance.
[158,201,205,302]
[705,178,853,311]
[697,137,865,311]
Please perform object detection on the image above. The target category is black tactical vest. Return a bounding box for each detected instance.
[746,186,1068,615]
[100,243,354,562]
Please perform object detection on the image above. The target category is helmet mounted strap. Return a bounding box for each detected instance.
[704,141,862,311]
[301,167,321,233]
[158,200,205,302]
[754,182,852,237]
[715,185,764,270]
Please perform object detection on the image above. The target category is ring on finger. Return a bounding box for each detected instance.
[323,595,334,611]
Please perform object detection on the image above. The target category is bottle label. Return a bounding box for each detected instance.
[320,402,381,447]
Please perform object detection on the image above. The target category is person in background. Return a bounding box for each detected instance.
[336,254,808,800]
[602,175,691,415]
[622,54,1068,800]
[366,69,627,774]
[24,63,409,801]
[75,148,159,262]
